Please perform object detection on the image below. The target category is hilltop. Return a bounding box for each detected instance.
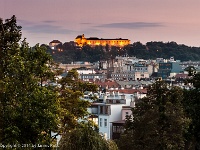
[43,41,200,63]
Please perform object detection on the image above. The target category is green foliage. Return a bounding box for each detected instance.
[47,41,200,63]
[184,66,196,77]
[107,140,119,150]
[59,121,118,150]
[0,16,59,146]
[118,81,190,150]
[56,68,98,133]
[182,70,200,149]
[0,16,109,149]
[56,69,118,149]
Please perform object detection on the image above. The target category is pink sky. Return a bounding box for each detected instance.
[1,0,200,47]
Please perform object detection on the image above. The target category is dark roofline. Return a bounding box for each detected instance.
[49,40,62,44]
[75,35,83,39]
[111,120,125,124]
[86,38,129,40]
[75,34,130,40]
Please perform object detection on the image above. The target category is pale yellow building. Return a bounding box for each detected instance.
[75,34,130,47]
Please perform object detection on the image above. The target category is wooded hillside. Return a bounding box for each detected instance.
[44,41,200,63]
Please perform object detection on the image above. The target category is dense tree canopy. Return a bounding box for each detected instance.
[0,16,117,149]
[118,81,190,150]
[182,68,200,149]
[56,68,98,133]
[44,41,200,64]
[0,16,58,146]
[55,68,119,150]
[59,121,118,150]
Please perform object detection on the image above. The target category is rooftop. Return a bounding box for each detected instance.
[49,40,62,44]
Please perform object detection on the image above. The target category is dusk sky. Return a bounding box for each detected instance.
[1,0,200,47]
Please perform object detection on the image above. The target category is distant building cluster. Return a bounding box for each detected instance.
[51,56,200,141]
[47,37,200,142]
[74,34,130,47]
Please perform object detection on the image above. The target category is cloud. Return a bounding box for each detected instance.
[96,22,164,29]
[18,19,74,34]
[23,24,74,34]
[78,28,102,35]
[80,22,93,25]
[18,19,34,26]
[42,20,57,23]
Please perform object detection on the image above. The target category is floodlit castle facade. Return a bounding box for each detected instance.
[75,34,130,47]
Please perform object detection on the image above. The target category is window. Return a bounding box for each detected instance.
[100,106,103,114]
[100,118,102,127]
[113,126,117,133]
[109,100,113,104]
[125,112,129,117]
[105,106,110,114]
[104,119,107,127]
[116,100,120,103]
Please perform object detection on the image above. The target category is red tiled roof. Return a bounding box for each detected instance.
[175,73,189,79]
[94,80,120,89]
[137,89,148,94]
[108,88,147,94]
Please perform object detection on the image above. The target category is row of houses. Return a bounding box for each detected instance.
[54,56,198,140]
[84,76,192,140]
[59,56,194,81]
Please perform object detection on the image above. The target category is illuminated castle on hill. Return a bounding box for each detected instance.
[75,34,130,47]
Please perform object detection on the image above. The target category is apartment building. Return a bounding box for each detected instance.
[87,88,147,139]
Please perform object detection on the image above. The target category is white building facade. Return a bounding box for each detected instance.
[87,89,147,139]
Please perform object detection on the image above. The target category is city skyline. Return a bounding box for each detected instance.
[1,0,200,47]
